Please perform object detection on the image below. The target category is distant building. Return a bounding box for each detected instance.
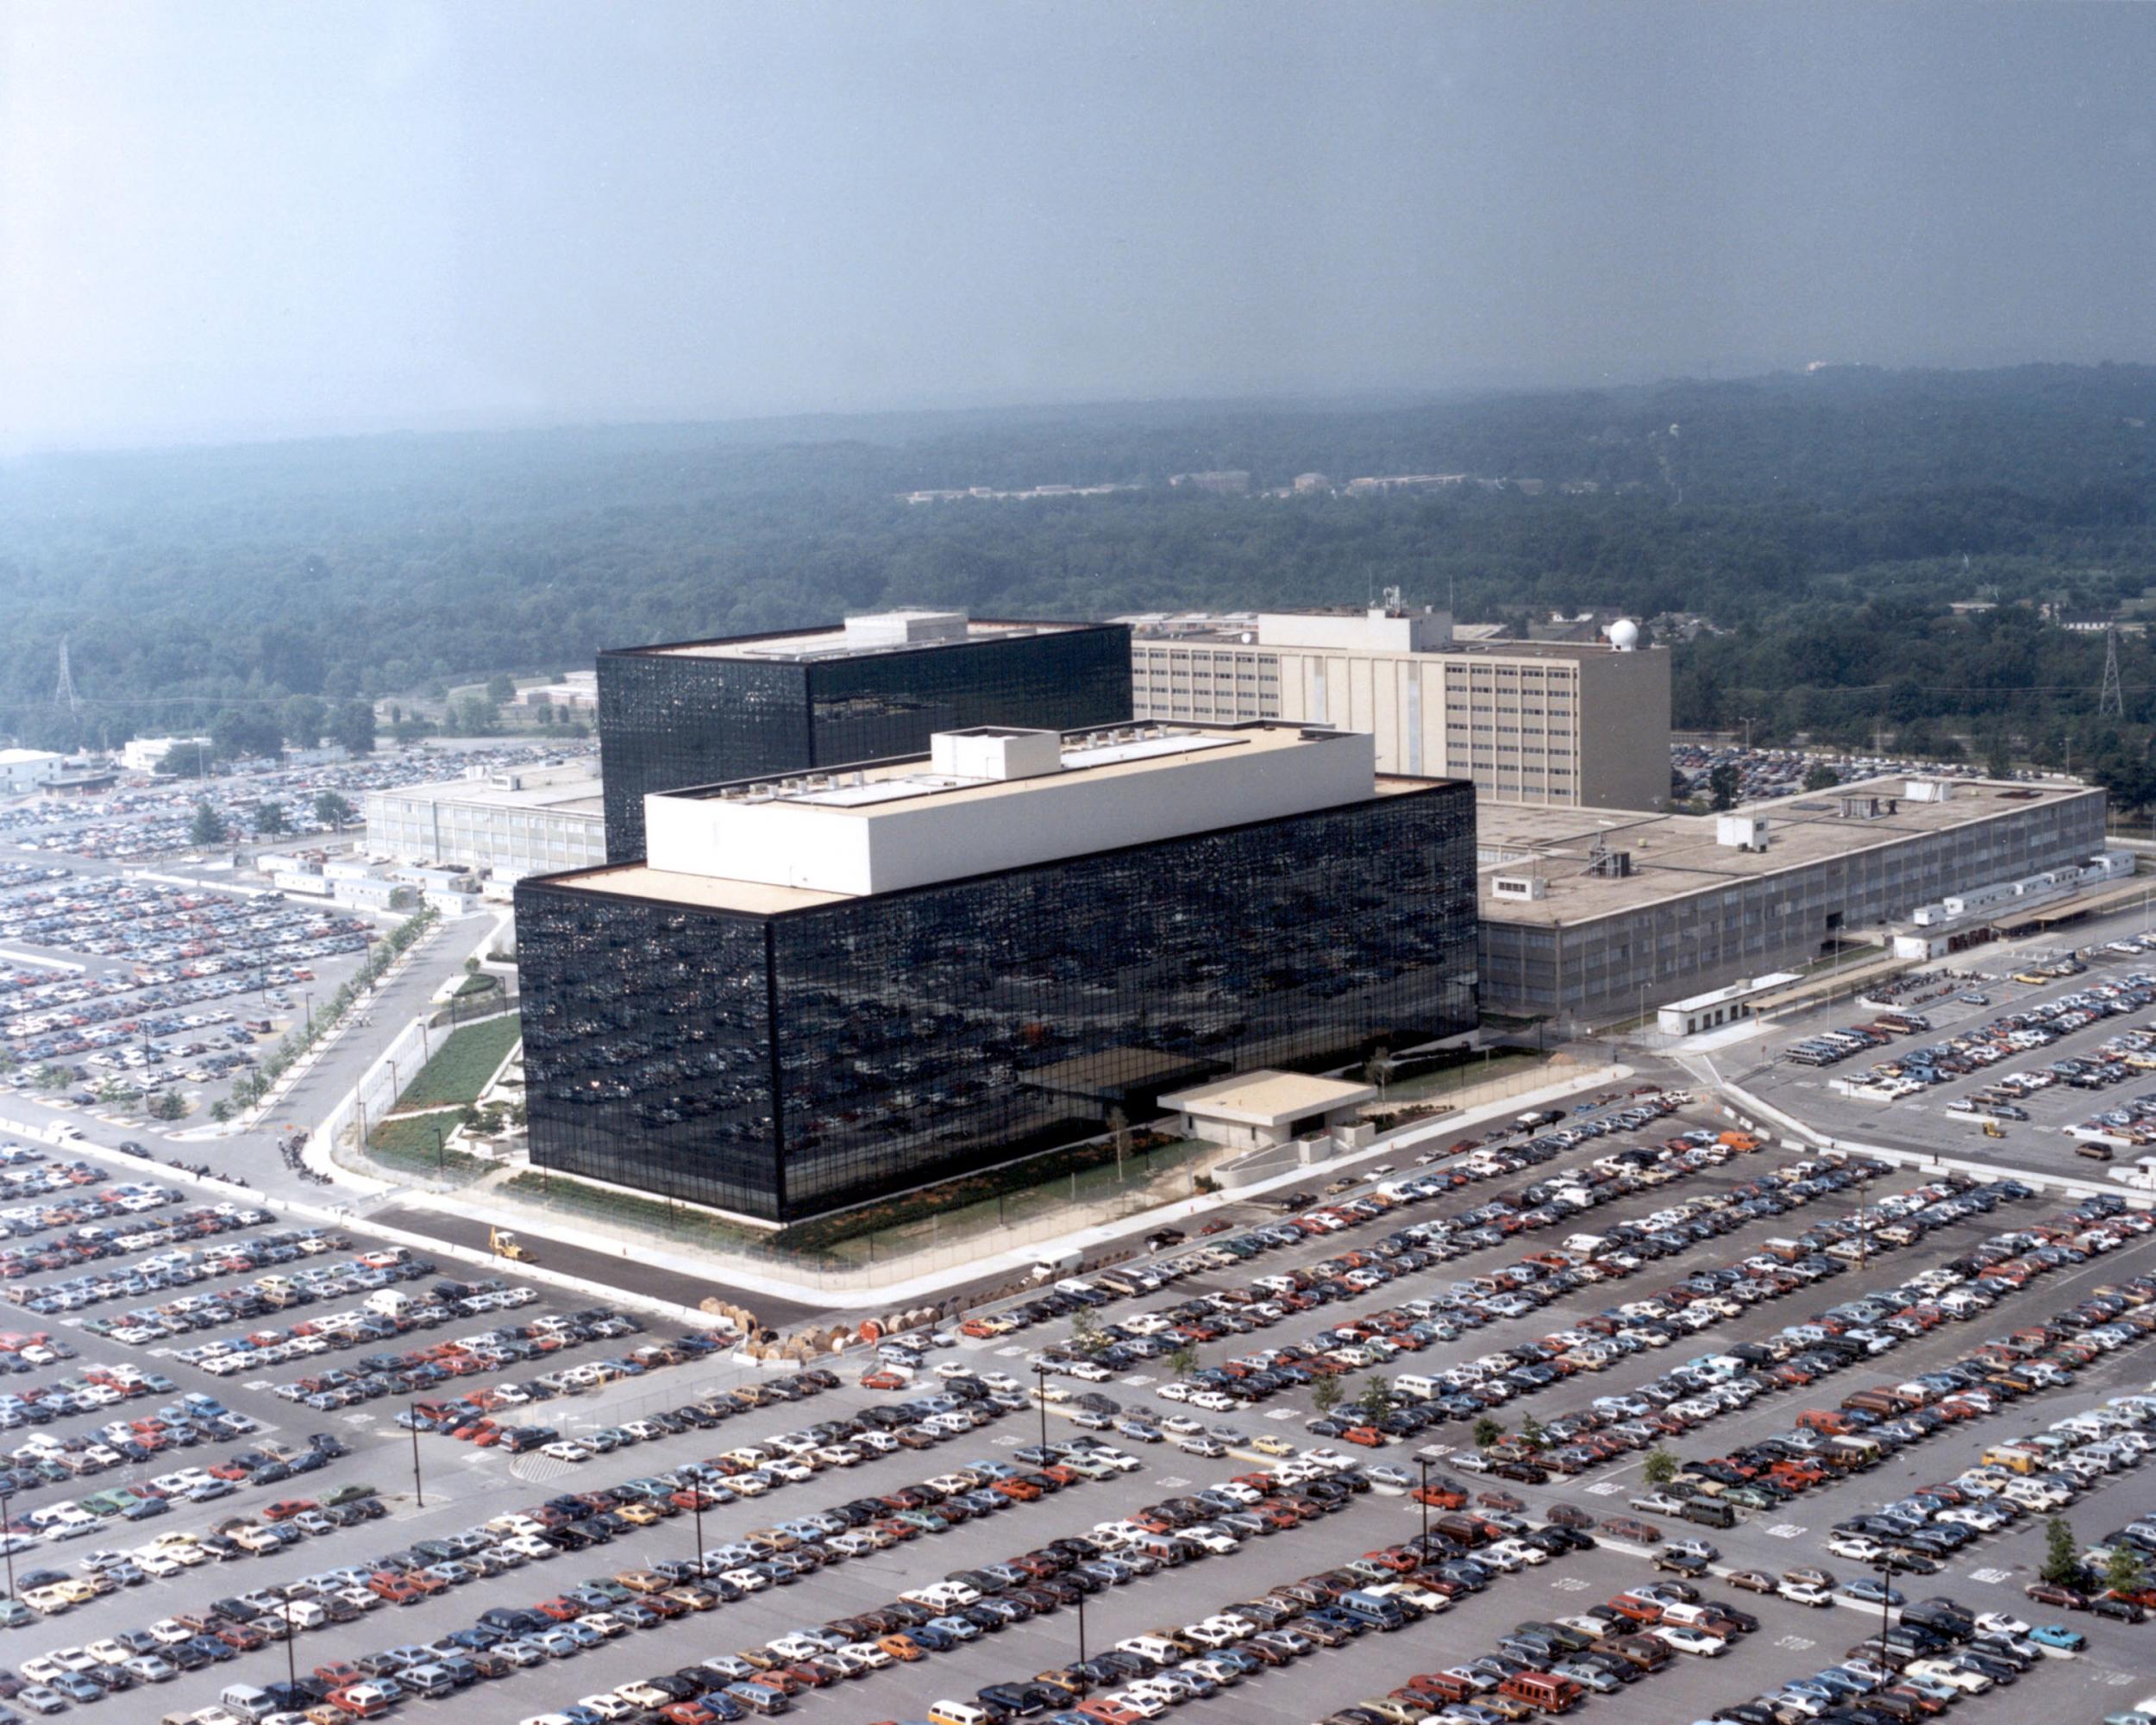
[517,720,1477,1224]
[364,761,605,881]
[119,737,210,774]
[517,671,599,711]
[595,610,1131,862]
[1124,599,1671,811]
[0,750,65,795]
[1168,470,1251,494]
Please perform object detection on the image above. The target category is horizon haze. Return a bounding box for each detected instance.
[3,1,2154,454]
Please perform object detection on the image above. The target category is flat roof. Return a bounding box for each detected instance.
[1479,776,2104,929]
[537,725,1441,917]
[671,723,1288,819]
[1128,618,1641,662]
[625,617,1101,662]
[1161,1070,1378,1125]
[370,766,603,817]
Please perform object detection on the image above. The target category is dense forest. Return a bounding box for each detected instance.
[6,362,2156,804]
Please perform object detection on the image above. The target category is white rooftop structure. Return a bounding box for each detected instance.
[608,721,1388,910]
[652,610,1089,663]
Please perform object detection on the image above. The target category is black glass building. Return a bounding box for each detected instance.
[598,617,1131,861]
[517,768,1476,1226]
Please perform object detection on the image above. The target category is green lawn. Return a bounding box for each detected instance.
[390,1016,521,1113]
[363,1113,491,1182]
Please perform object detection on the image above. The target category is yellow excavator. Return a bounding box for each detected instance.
[1981,1120,2005,1139]
[489,1226,534,1263]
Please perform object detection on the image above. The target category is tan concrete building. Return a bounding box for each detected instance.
[1123,603,1671,811]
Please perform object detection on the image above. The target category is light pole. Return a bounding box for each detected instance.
[303,992,313,1034]
[431,1122,444,1179]
[283,1597,297,1696]
[0,1486,13,1601]
[1417,1455,1432,1555]
[408,1398,424,1509]
[692,1490,706,1576]
[1033,1364,1051,1452]
[1076,1587,1087,1665]
[1872,1560,1896,1668]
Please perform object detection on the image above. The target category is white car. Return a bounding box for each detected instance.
[1486,1538,1549,1567]
[1652,1624,1727,1657]
[1975,1611,2029,1638]
[1778,1581,1833,1608]
[540,1441,591,1464]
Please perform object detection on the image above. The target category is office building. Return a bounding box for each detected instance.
[364,761,605,880]
[1476,776,2109,1027]
[596,611,1131,861]
[1124,600,1670,811]
[0,750,66,795]
[517,720,1477,1225]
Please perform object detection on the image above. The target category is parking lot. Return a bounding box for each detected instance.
[1734,899,2156,1189]
[0,1068,2139,1725]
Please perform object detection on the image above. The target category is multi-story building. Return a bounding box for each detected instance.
[517,720,1478,1225]
[1476,775,2109,1026]
[1124,601,1671,811]
[0,750,66,795]
[364,761,606,880]
[596,611,1131,862]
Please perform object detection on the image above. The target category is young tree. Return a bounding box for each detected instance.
[189,800,228,847]
[1802,762,1840,792]
[1311,1374,1344,1419]
[253,800,289,837]
[148,1092,187,1123]
[1069,1306,1107,1357]
[1642,1446,1680,1486]
[1517,1410,1548,1452]
[2042,1515,2084,1587]
[1470,1414,1504,1449]
[313,791,356,831]
[1357,1377,1395,1422]
[1708,762,1742,811]
[2104,1543,2147,1597]
[34,1064,72,1093]
[486,674,518,706]
[1168,1344,1200,1383]
[1363,1045,1394,1098]
[209,1100,234,1124]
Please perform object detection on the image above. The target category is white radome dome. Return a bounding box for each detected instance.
[1606,618,1640,650]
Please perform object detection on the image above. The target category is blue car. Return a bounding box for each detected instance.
[1842,1578,1904,1606]
[2030,1622,2087,1653]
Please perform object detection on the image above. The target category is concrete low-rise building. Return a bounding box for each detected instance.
[1160,1070,1378,1151]
[363,761,605,881]
[1478,775,2109,1029]
[0,750,66,795]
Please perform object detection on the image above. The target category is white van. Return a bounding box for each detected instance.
[364,1289,412,1319]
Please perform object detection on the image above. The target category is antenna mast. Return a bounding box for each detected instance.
[2101,626,2126,719]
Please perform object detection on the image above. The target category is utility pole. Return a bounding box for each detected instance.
[2101,626,2126,719]
[408,1399,424,1508]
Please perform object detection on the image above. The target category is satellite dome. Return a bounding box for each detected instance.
[1606,618,1640,651]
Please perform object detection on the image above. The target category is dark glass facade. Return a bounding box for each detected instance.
[598,624,1132,862]
[518,781,1477,1224]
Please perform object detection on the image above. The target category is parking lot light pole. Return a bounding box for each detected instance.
[692,1491,705,1574]
[1033,1363,1051,1452]
[1076,1587,1087,1665]
[283,1601,297,1696]
[1873,1562,1895,1668]
[0,1486,13,1600]
[408,1399,424,1509]
[1417,1454,1432,1552]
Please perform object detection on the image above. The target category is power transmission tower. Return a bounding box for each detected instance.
[2100,626,2126,719]
[52,640,78,715]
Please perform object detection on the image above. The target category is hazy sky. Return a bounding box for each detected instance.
[3,1,2153,452]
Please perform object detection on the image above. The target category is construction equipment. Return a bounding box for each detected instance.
[1982,1120,2005,1139]
[489,1227,534,1263]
